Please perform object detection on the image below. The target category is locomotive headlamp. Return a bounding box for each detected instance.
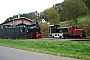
[24,26,25,27]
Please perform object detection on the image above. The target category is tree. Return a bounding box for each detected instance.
[85,0,90,12]
[78,19,90,36]
[46,8,60,25]
[82,0,90,12]
[55,3,61,6]
[62,0,89,24]
[41,22,49,36]
[42,9,50,21]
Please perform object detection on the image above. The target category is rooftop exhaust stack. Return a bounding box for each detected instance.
[18,13,20,18]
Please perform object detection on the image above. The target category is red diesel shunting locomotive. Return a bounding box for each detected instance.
[67,26,86,38]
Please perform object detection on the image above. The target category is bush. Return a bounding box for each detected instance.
[77,19,90,37]
[41,22,49,36]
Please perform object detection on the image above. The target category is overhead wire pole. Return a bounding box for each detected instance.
[40,12,43,33]
[35,10,38,22]
[35,11,37,21]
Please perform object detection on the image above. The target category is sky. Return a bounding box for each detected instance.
[0,0,64,24]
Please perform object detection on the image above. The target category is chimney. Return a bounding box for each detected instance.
[18,13,20,18]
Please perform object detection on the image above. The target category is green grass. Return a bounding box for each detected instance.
[78,15,90,23]
[0,39,90,60]
[60,15,90,26]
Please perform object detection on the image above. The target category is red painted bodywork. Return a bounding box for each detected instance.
[68,26,85,37]
[28,32,34,39]
[28,32,42,39]
[36,34,42,39]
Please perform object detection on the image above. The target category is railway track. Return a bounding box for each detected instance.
[71,38,90,41]
[37,38,90,41]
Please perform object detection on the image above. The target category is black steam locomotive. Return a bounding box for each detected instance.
[0,22,42,39]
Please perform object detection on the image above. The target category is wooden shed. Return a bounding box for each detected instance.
[3,17,33,26]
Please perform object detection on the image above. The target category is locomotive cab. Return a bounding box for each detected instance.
[49,25,64,38]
